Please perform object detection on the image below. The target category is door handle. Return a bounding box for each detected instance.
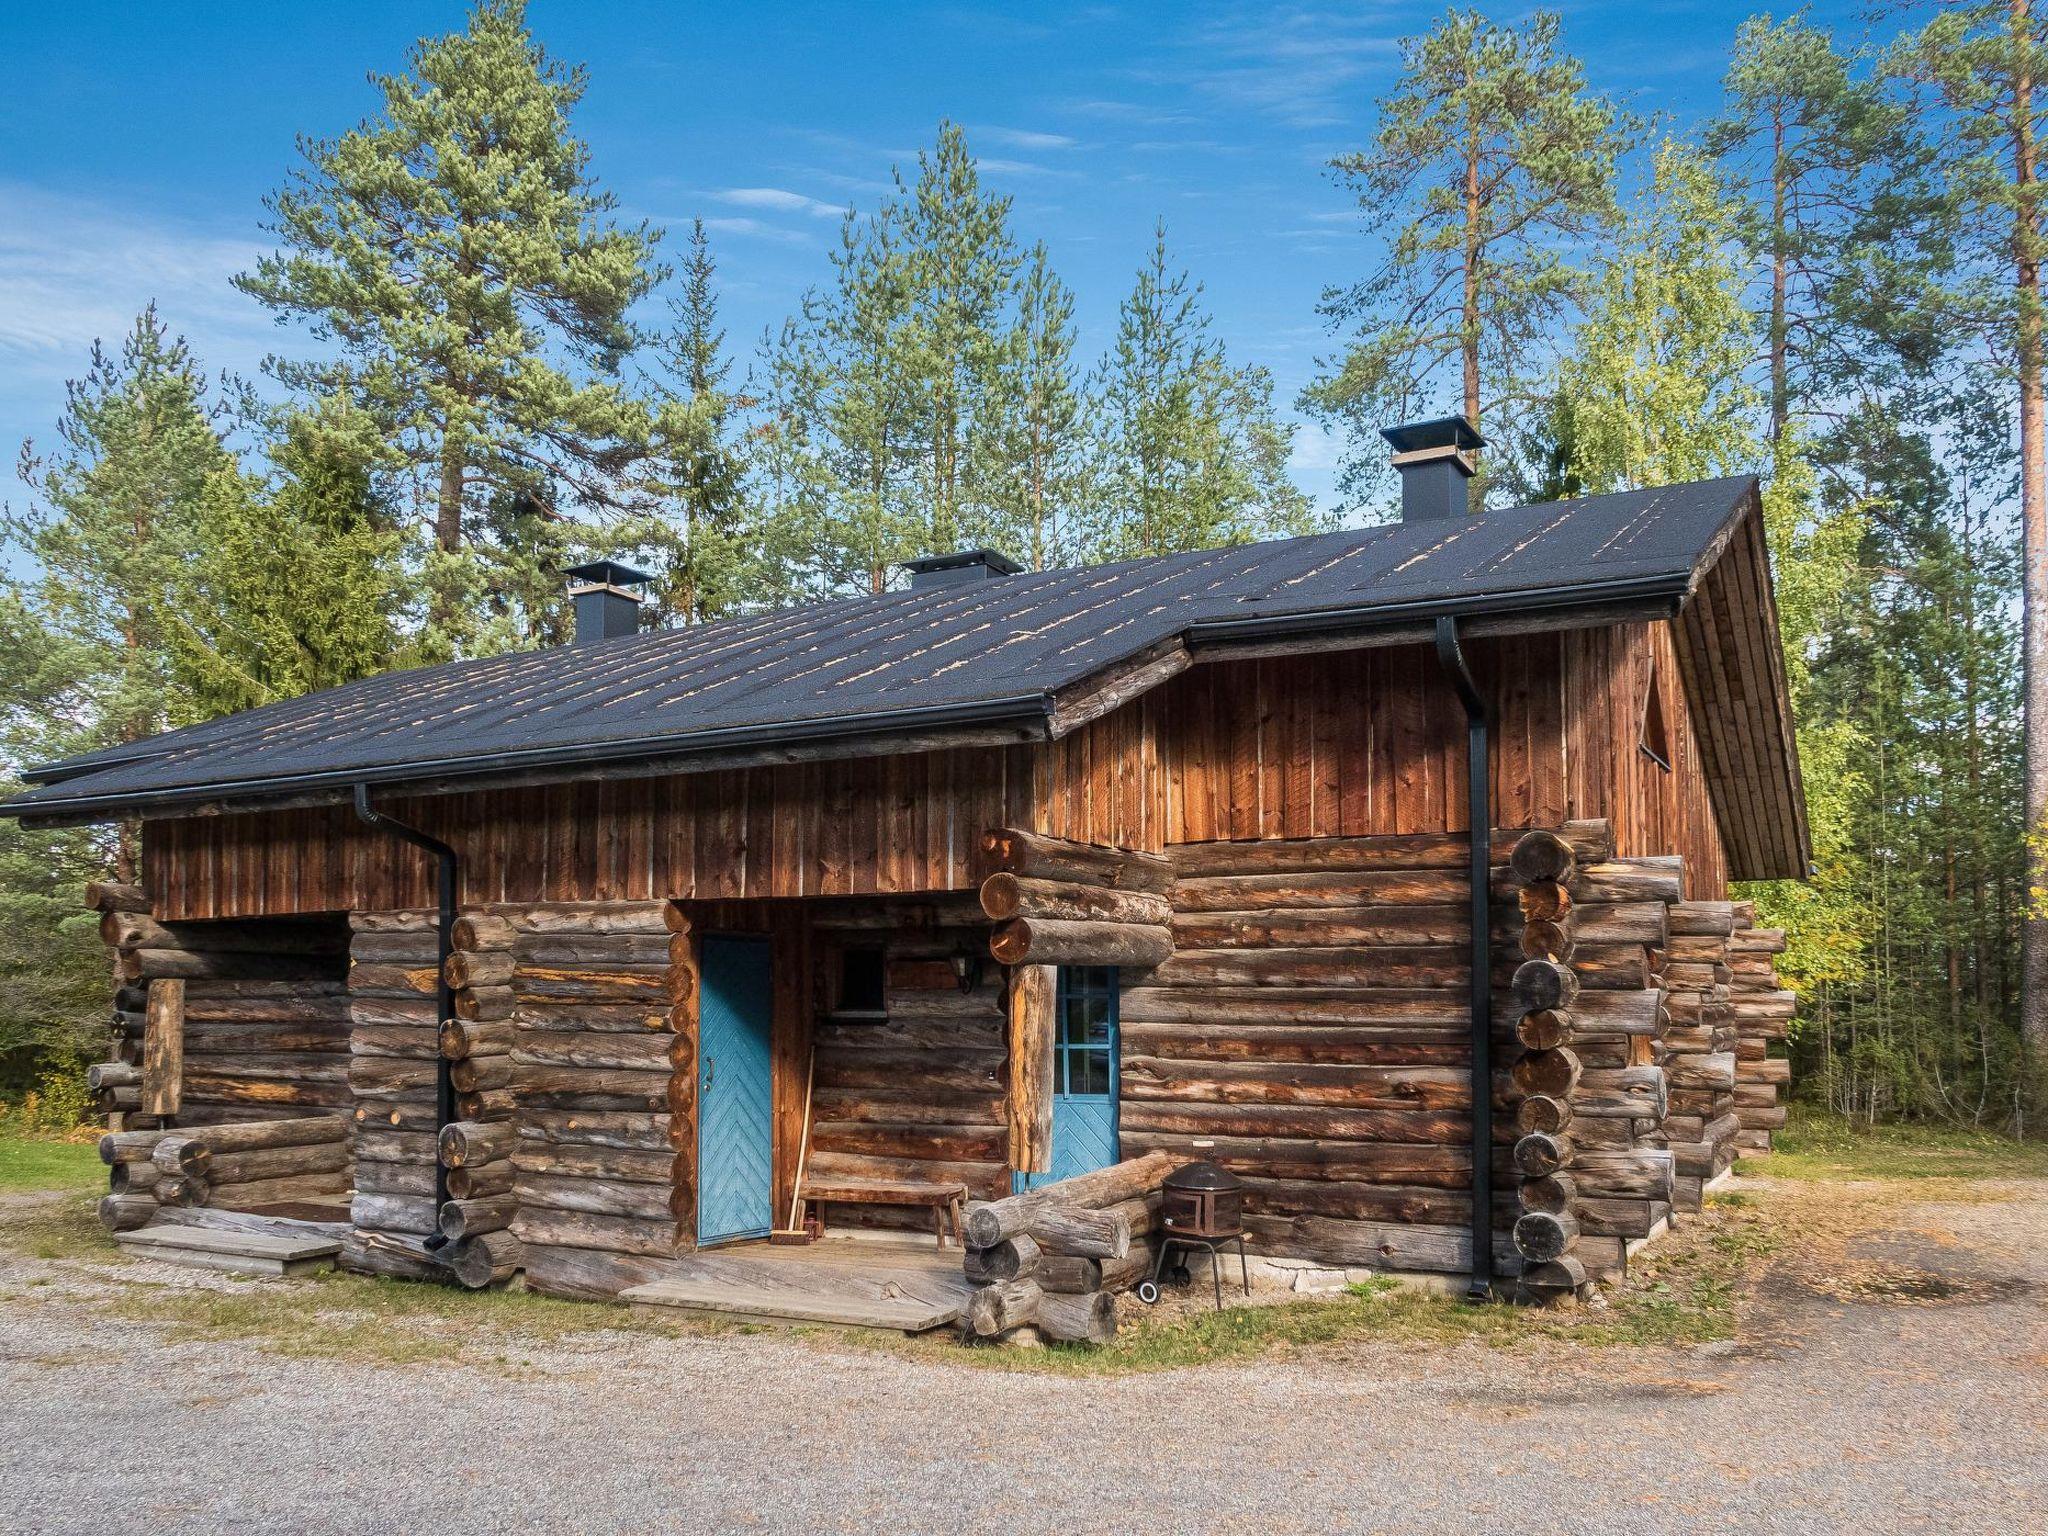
[703,1056,714,1089]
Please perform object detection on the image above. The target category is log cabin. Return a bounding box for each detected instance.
[5,415,1804,1334]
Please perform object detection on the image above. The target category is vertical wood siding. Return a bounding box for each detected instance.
[144,624,1730,919]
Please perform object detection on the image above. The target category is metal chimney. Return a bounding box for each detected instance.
[899,550,1023,590]
[1380,416,1485,522]
[563,559,653,644]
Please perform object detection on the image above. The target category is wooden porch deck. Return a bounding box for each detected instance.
[621,1236,973,1334]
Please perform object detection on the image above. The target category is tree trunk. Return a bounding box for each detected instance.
[2019,0,2048,1065]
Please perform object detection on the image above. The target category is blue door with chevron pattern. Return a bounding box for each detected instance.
[1015,966,1119,1192]
[697,935,775,1245]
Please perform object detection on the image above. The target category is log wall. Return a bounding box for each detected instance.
[344,910,450,1273]
[1728,901,1793,1156]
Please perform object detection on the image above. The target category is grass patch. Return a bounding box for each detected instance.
[0,1134,103,1194]
[867,1195,1779,1378]
[0,1191,110,1262]
[1754,1106,2048,1183]
[94,1269,706,1368]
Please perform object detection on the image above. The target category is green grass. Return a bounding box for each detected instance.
[1754,1105,2048,1183]
[94,1268,716,1368]
[0,1134,102,1194]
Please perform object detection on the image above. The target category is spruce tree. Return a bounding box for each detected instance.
[1085,224,1316,560]
[236,0,664,657]
[643,221,752,625]
[1303,9,1638,505]
[984,245,1085,569]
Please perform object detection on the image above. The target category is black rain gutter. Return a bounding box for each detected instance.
[1432,615,1495,1303]
[352,784,457,1248]
[12,692,1055,816]
[1181,568,1692,648]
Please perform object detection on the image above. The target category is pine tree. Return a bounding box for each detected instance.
[1085,224,1316,560]
[897,122,1022,553]
[1303,8,1639,506]
[983,245,1085,568]
[1893,1,2048,1069]
[643,221,753,625]
[235,0,664,657]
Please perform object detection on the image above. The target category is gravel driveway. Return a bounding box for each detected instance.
[1,1179,2041,1536]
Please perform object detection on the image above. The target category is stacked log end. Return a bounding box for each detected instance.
[958,1150,1175,1345]
[342,910,452,1279]
[505,901,685,1302]
[1661,901,1738,1210]
[980,829,1174,970]
[436,911,523,1287]
[98,1116,349,1232]
[1507,830,1679,1299]
[1727,901,1793,1156]
[1507,831,1589,1304]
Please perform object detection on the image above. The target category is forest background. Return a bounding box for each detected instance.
[1,2,2039,1137]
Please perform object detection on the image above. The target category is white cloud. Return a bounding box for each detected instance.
[975,126,1078,151]
[709,186,846,220]
[699,216,819,247]
[0,182,270,363]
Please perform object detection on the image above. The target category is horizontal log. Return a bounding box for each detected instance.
[446,1229,521,1289]
[85,880,149,913]
[473,901,668,934]
[348,1056,438,1099]
[1510,829,1577,885]
[199,1171,347,1209]
[1118,1131,1476,1189]
[511,1142,675,1184]
[515,1110,675,1152]
[1166,824,1610,879]
[347,962,440,997]
[452,914,519,952]
[1513,1209,1579,1264]
[453,985,515,1021]
[1513,1131,1572,1177]
[988,918,1171,968]
[513,1173,674,1222]
[1241,1212,1520,1275]
[354,1129,439,1165]
[979,873,1171,926]
[1119,1056,1465,1110]
[99,1192,158,1231]
[119,949,338,983]
[438,1119,517,1168]
[511,1064,672,1110]
[1122,1101,1470,1145]
[981,828,1174,894]
[1170,906,1466,951]
[513,1002,674,1034]
[447,950,514,990]
[515,934,673,967]
[348,910,435,933]
[439,1194,518,1240]
[351,1023,440,1060]
[439,1018,513,1060]
[510,1207,678,1258]
[962,1233,1041,1285]
[449,1055,512,1094]
[354,1159,437,1196]
[510,1030,674,1072]
[339,1230,453,1284]
[199,1142,349,1185]
[514,965,670,1004]
[351,1192,440,1236]
[444,1161,514,1199]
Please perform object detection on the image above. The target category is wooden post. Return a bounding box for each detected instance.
[141,979,185,1118]
[1007,964,1056,1174]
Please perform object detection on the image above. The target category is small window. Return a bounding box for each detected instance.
[1054,966,1118,1098]
[837,947,886,1014]
[1639,660,1673,773]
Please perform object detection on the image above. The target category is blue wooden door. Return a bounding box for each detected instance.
[1016,967,1119,1192]
[697,935,775,1244]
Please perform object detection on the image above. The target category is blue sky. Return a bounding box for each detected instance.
[0,2,1873,516]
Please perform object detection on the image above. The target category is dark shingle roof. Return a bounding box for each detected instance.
[6,477,1758,818]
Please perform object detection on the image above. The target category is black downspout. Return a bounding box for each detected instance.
[353,783,457,1248]
[1432,616,1494,1302]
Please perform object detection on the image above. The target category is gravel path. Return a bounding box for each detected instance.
[1,1181,2041,1535]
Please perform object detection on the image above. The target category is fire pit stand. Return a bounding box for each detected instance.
[1138,1160,1250,1309]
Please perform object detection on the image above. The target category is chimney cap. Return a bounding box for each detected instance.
[563,558,655,590]
[1379,415,1485,456]
[899,549,1023,589]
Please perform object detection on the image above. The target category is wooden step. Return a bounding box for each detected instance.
[116,1223,342,1278]
[622,1275,962,1334]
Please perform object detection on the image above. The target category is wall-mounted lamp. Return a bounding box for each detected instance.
[951,944,984,994]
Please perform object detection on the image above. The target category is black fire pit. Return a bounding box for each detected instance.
[1139,1160,1251,1309]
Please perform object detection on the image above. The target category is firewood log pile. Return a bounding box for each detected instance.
[958,1149,1175,1345]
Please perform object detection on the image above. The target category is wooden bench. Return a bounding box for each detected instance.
[801,1177,968,1249]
